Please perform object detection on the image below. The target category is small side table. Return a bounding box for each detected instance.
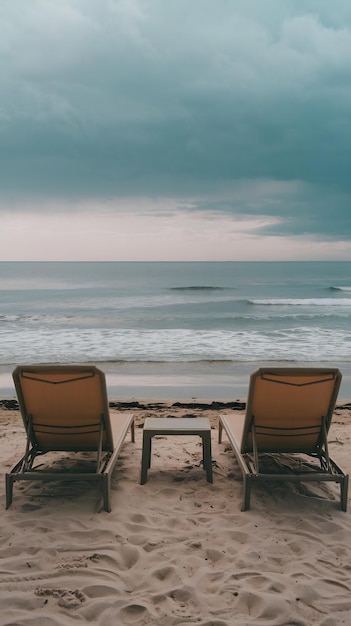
[140,417,213,484]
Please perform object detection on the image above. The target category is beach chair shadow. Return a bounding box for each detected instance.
[6,365,135,512]
[218,367,348,511]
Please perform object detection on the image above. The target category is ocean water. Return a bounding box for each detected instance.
[1,261,351,398]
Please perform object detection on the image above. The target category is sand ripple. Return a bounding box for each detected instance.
[1,406,351,625]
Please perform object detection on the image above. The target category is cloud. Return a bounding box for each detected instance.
[0,0,351,248]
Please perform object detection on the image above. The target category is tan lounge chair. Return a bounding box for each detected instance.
[6,365,135,512]
[218,367,348,511]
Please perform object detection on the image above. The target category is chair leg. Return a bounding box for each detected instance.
[5,474,13,510]
[131,421,135,443]
[102,474,111,513]
[341,475,349,512]
[218,421,223,444]
[241,474,252,511]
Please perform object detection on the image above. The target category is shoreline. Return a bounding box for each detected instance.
[2,397,351,412]
[1,360,351,401]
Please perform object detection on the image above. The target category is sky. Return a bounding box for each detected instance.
[1,0,351,261]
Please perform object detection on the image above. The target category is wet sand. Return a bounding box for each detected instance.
[1,360,351,401]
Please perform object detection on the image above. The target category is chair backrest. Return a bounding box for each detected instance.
[241,367,342,454]
[13,365,113,451]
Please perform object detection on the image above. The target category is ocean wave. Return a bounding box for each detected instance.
[169,286,229,291]
[0,283,84,292]
[1,297,351,331]
[0,313,77,324]
[92,358,236,365]
[329,286,351,292]
[2,310,348,331]
[248,298,351,307]
[1,326,350,364]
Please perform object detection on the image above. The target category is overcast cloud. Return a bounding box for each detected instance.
[1,0,351,259]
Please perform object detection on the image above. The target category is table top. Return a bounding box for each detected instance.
[143,417,211,432]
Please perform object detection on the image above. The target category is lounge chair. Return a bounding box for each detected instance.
[218,367,348,511]
[6,365,135,512]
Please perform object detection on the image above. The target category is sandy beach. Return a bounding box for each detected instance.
[1,396,351,626]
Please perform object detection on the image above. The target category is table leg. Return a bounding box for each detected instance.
[140,432,152,484]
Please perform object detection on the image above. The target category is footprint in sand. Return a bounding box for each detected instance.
[114,545,141,570]
[152,565,178,582]
[20,502,42,512]
[151,585,201,621]
[35,587,86,609]
[205,548,225,563]
[197,622,230,626]
[129,513,148,524]
[117,603,150,624]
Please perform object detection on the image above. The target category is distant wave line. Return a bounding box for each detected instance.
[329,286,351,292]
[169,286,232,291]
[248,298,351,306]
[2,310,349,325]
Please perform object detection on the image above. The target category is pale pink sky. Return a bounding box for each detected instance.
[1,198,350,261]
